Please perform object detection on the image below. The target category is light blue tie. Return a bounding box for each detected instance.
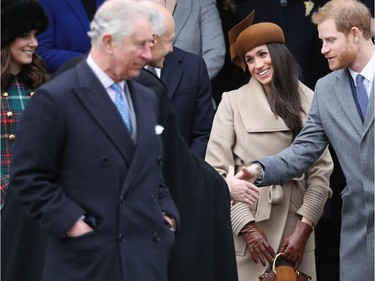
[356,74,369,119]
[111,83,133,133]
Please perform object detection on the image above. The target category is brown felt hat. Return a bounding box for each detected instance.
[228,10,285,71]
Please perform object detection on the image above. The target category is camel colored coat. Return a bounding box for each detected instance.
[205,78,333,281]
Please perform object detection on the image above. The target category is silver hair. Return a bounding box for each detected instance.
[88,0,148,46]
[146,7,165,36]
[137,1,166,36]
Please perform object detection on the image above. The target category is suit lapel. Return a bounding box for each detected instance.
[333,70,363,135]
[173,0,192,42]
[73,61,135,164]
[161,51,183,98]
[237,79,289,132]
[121,81,158,189]
[67,0,91,31]
[363,81,374,138]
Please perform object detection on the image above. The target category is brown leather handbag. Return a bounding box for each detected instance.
[258,253,312,281]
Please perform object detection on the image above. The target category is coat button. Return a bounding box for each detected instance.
[6,111,13,117]
[100,157,110,166]
[9,134,15,141]
[118,234,126,243]
[157,156,163,165]
[2,92,8,97]
[30,92,35,96]
[120,195,126,204]
[153,232,160,242]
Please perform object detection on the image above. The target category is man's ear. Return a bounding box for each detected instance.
[102,34,114,54]
[149,33,158,48]
[350,26,362,43]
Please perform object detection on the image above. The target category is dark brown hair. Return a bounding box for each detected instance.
[267,43,304,139]
[1,46,49,92]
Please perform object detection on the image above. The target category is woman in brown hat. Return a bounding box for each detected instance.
[1,0,49,207]
[205,11,333,281]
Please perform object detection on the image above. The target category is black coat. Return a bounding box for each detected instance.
[1,59,238,281]
[136,69,238,281]
[160,47,214,158]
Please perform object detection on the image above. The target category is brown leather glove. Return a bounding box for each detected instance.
[279,220,313,270]
[240,222,275,266]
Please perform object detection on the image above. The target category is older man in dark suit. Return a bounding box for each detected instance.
[8,1,179,280]
[140,0,214,158]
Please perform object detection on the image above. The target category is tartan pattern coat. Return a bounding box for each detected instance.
[1,76,33,206]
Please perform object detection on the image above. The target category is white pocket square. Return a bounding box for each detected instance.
[155,125,164,135]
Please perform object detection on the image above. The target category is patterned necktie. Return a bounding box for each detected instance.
[356,74,369,120]
[111,83,133,133]
[146,65,157,76]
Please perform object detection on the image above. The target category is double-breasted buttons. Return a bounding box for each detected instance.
[100,157,110,166]
[2,92,8,97]
[153,232,160,242]
[157,156,163,165]
[118,234,126,243]
[9,135,15,141]
[6,111,13,117]
[30,92,35,96]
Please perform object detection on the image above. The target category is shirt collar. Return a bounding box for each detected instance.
[348,48,375,85]
[86,55,125,89]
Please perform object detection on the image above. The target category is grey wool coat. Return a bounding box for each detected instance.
[172,0,225,79]
[260,69,374,281]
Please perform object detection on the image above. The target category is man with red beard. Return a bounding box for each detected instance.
[235,1,374,281]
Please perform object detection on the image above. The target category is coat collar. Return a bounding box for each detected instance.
[234,78,311,132]
[333,69,366,136]
[363,81,374,138]
[122,80,161,190]
[160,49,183,98]
[72,60,135,164]
[72,61,162,192]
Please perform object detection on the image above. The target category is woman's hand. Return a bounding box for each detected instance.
[279,220,313,269]
[240,222,275,266]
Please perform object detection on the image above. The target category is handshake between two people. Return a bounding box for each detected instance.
[225,163,262,205]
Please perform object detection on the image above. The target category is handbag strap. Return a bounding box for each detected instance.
[272,253,312,281]
[272,253,284,272]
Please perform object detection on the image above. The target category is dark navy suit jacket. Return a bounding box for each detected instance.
[8,60,179,281]
[161,47,214,158]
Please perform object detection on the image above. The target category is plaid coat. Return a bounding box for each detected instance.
[1,76,33,206]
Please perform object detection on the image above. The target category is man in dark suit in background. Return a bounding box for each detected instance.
[140,0,214,158]
[161,48,214,158]
[7,1,179,280]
